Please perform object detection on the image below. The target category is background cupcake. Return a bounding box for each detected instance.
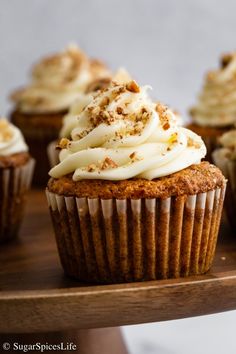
[212,129,236,230]
[46,81,226,284]
[188,52,236,161]
[10,44,110,185]
[0,118,34,243]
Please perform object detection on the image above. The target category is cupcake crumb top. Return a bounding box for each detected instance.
[48,162,226,200]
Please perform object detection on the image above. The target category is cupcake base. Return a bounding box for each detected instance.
[46,184,226,284]
[11,109,66,186]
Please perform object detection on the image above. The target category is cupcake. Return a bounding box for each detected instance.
[189,52,236,161]
[0,119,34,243]
[10,44,110,185]
[47,68,133,167]
[212,130,236,229]
[46,81,226,284]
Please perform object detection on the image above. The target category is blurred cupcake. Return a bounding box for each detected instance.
[189,52,236,161]
[46,81,226,284]
[10,44,110,185]
[212,130,236,229]
[0,119,34,243]
[47,68,133,167]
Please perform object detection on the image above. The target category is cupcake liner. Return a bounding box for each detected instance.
[213,150,236,229]
[47,140,60,168]
[46,184,226,284]
[0,158,35,243]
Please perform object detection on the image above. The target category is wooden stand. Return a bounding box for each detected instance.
[0,190,236,352]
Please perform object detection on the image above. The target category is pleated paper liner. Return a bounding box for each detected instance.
[213,150,236,230]
[47,140,59,168]
[0,158,35,243]
[46,184,226,284]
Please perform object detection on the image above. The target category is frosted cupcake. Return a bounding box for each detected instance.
[213,130,236,229]
[0,119,34,243]
[46,81,226,283]
[10,45,110,185]
[189,52,236,161]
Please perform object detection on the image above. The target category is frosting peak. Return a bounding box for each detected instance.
[50,81,206,181]
[11,45,110,113]
[191,52,236,127]
[0,118,28,156]
[59,68,133,138]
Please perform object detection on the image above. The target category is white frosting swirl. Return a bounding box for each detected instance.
[0,119,28,156]
[11,45,110,113]
[191,53,236,127]
[59,68,133,138]
[60,93,94,138]
[49,82,206,181]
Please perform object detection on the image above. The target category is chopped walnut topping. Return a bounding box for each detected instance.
[221,53,233,69]
[156,103,167,115]
[156,103,172,130]
[56,138,70,150]
[89,109,116,127]
[163,122,170,130]
[126,80,140,93]
[87,164,97,172]
[91,106,101,115]
[75,128,93,140]
[0,119,13,142]
[100,96,110,108]
[129,151,142,162]
[187,137,201,149]
[116,106,124,115]
[101,157,118,170]
[129,152,135,159]
[141,107,147,113]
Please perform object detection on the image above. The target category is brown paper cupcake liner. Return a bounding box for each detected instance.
[47,140,60,168]
[0,158,35,243]
[213,150,236,229]
[46,184,226,284]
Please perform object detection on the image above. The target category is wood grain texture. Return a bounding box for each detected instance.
[0,190,236,333]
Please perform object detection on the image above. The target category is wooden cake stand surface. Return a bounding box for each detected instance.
[0,190,236,335]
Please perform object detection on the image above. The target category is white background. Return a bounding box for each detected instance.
[0,1,235,353]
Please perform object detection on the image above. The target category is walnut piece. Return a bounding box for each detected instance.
[56,138,70,150]
[126,80,140,93]
[101,157,118,170]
